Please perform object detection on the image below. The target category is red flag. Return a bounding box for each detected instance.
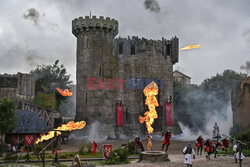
[53,148,58,158]
[93,141,98,155]
[116,101,124,127]
[165,102,172,126]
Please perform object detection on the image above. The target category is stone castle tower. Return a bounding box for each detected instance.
[72,16,181,138]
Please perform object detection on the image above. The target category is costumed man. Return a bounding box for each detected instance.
[183,143,195,167]
[214,140,222,158]
[135,137,144,152]
[52,132,59,165]
[196,135,204,155]
[146,135,152,150]
[235,143,245,166]
[162,130,171,153]
[204,139,213,160]
[221,138,229,153]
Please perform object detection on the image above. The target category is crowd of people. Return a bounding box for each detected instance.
[134,132,246,167]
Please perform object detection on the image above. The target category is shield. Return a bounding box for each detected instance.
[102,144,112,159]
[25,135,35,146]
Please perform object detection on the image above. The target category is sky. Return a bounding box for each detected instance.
[0,0,249,84]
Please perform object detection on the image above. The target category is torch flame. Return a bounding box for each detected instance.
[36,121,86,144]
[180,44,201,50]
[56,88,73,96]
[139,81,159,134]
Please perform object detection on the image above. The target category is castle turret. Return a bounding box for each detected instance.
[73,16,119,137]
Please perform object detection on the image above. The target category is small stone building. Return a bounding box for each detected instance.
[72,16,181,138]
[173,70,191,85]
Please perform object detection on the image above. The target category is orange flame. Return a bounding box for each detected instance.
[180,44,201,50]
[139,82,159,134]
[56,88,73,96]
[35,121,86,144]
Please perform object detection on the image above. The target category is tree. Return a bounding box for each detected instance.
[0,98,17,135]
[0,98,17,155]
[30,60,72,93]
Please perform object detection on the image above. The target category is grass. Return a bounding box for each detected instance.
[216,146,250,157]
[3,151,103,161]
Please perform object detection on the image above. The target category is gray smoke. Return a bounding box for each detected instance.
[240,61,250,75]
[58,85,76,117]
[144,0,161,13]
[23,8,40,25]
[69,121,108,142]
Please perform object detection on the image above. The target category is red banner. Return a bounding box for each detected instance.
[102,144,112,159]
[117,101,124,127]
[165,102,172,126]
[93,141,98,155]
[25,135,35,146]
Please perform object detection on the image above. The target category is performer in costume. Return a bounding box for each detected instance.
[204,139,213,160]
[196,135,204,155]
[135,137,144,152]
[146,135,152,150]
[161,130,171,153]
[183,143,195,167]
[221,138,229,153]
[214,140,222,158]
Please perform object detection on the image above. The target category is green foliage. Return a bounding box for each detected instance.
[0,98,17,134]
[33,92,56,110]
[105,148,129,165]
[78,144,85,155]
[33,144,43,155]
[87,143,92,153]
[235,129,250,142]
[30,59,72,93]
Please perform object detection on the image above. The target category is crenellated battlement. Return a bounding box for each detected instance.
[114,36,179,64]
[72,16,118,37]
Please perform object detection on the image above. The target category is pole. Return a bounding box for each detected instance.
[222,134,246,146]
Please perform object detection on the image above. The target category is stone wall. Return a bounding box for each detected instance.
[73,16,181,138]
[0,73,35,102]
[231,77,250,133]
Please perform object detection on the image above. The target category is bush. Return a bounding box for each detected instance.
[78,144,85,155]
[105,148,129,165]
[33,144,43,155]
[235,129,250,142]
[87,143,92,153]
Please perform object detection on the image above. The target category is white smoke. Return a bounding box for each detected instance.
[176,102,233,141]
[69,121,108,142]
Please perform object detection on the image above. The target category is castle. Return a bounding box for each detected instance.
[72,16,181,138]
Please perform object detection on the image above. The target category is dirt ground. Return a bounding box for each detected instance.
[60,139,250,167]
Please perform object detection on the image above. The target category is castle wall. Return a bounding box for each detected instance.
[0,73,35,102]
[231,77,250,132]
[73,16,180,138]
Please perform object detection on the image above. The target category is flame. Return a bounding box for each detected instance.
[36,121,86,144]
[56,88,73,96]
[180,44,201,50]
[139,82,159,134]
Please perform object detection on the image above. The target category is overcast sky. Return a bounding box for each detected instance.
[0,0,249,84]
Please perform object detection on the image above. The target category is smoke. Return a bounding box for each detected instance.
[174,70,244,137]
[69,121,108,142]
[240,61,250,75]
[58,85,76,117]
[144,0,161,13]
[23,8,40,25]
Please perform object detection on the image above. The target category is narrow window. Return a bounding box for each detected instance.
[166,44,171,55]
[119,42,123,54]
[99,66,102,76]
[131,43,135,55]
[86,38,89,48]
[85,92,88,103]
